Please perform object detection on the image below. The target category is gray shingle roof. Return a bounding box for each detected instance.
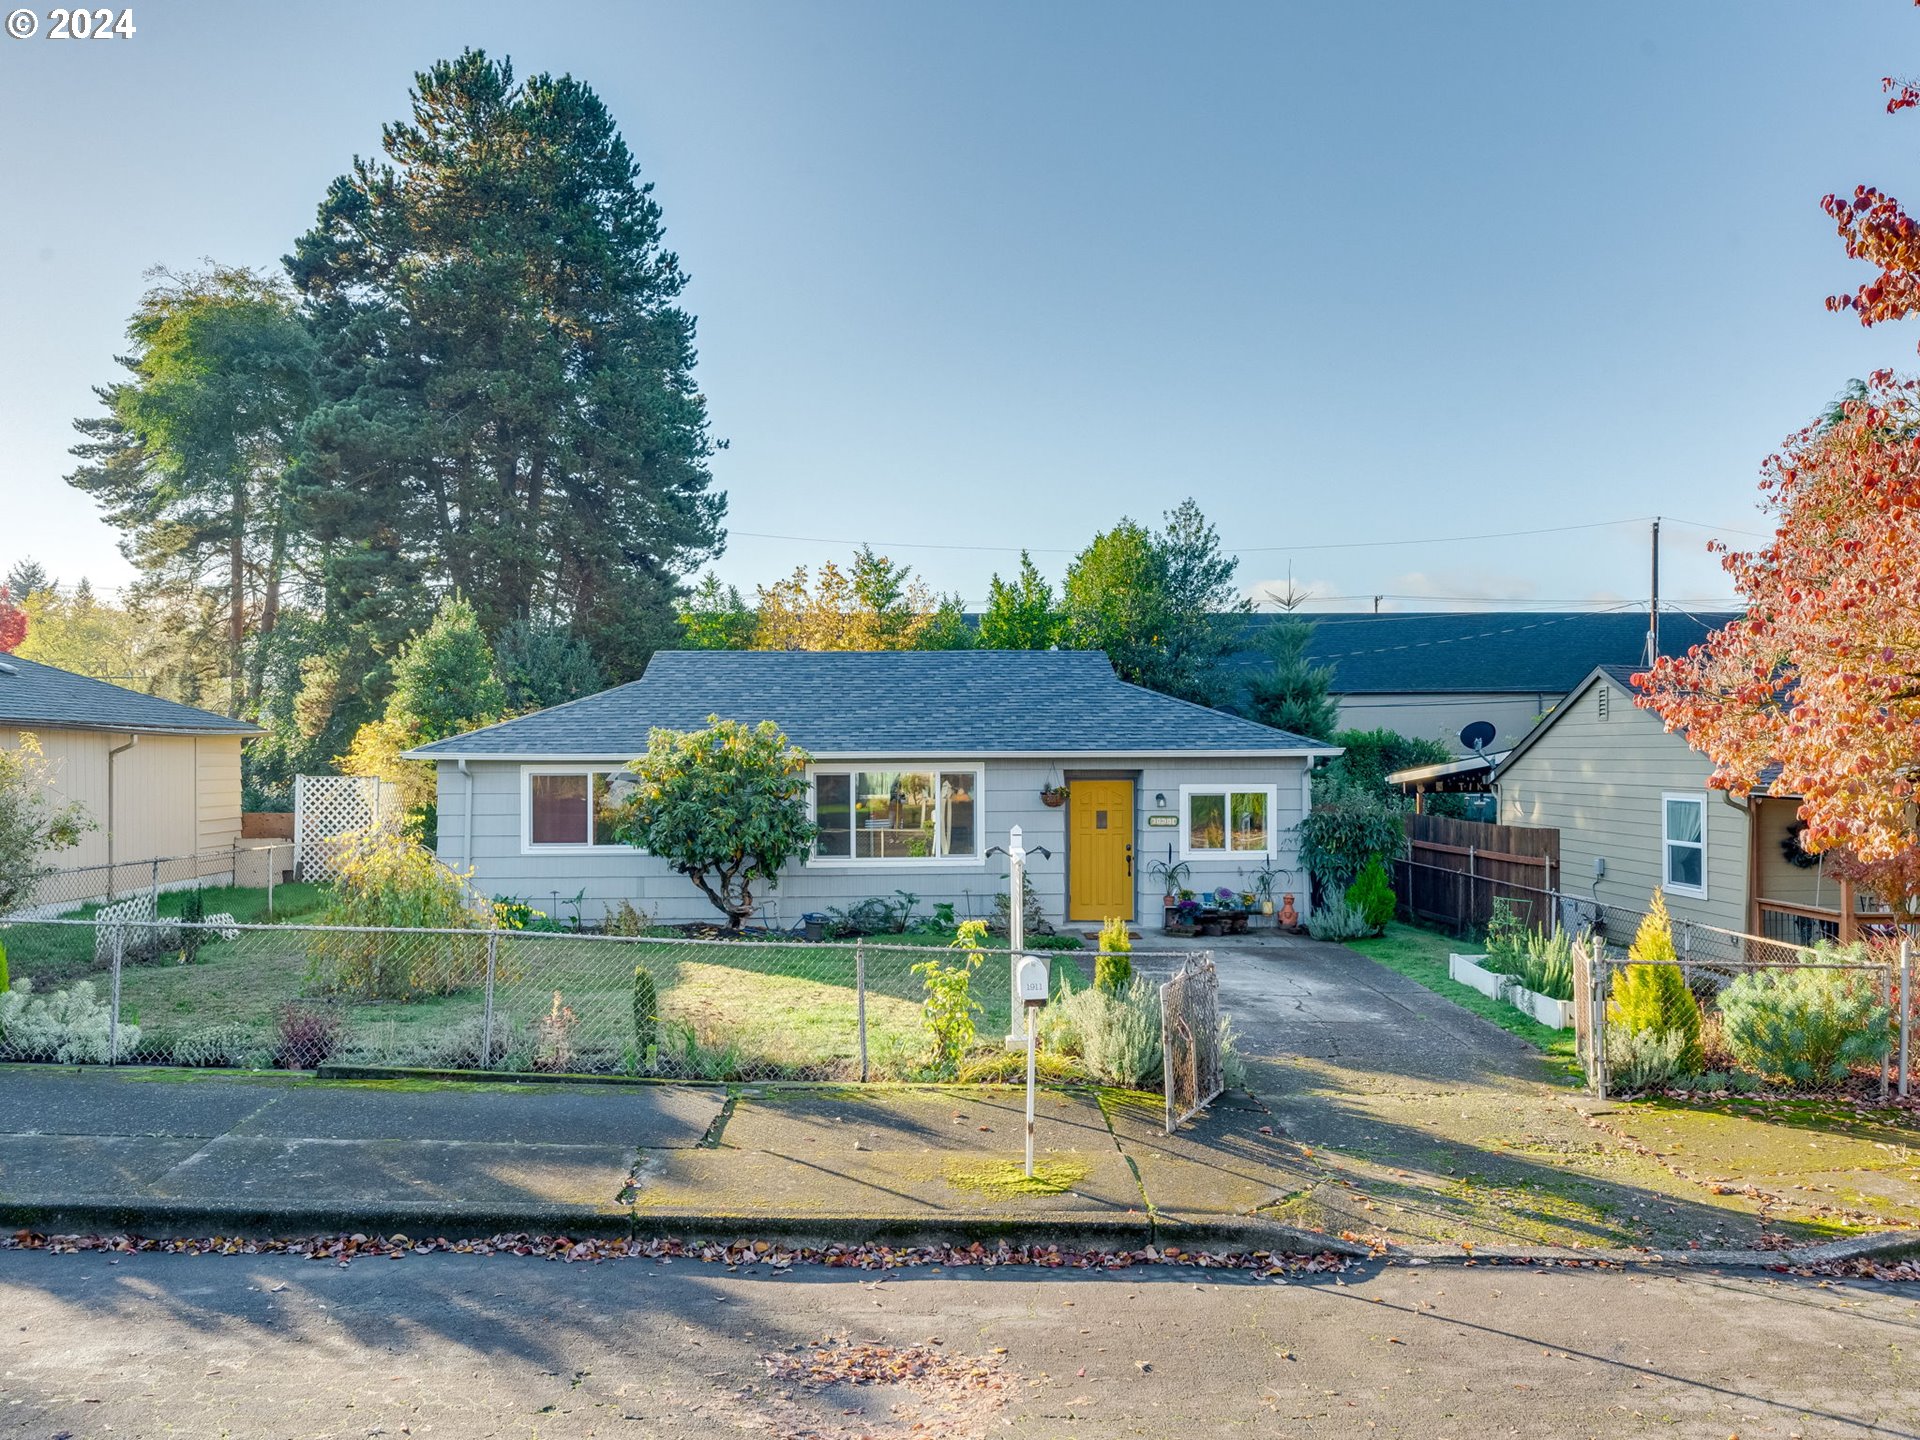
[1224,611,1741,696]
[411,650,1337,759]
[0,655,259,735]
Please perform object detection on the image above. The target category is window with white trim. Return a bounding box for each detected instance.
[1181,785,1276,858]
[523,768,637,850]
[810,768,981,863]
[1662,793,1706,896]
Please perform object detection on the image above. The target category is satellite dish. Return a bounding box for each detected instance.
[1459,720,1497,755]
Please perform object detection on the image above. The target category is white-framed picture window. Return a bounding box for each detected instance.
[522,766,639,853]
[1180,784,1277,859]
[809,765,984,865]
[1661,792,1706,897]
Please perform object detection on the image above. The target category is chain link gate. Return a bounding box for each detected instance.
[1161,952,1223,1133]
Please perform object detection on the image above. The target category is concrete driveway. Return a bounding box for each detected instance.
[1143,931,1814,1250]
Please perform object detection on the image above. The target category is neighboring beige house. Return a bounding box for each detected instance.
[0,654,260,905]
[1494,665,1883,946]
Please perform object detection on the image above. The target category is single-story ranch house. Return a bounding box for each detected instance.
[0,653,260,903]
[412,650,1339,928]
[1494,664,1887,946]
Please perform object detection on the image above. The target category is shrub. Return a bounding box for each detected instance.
[307,829,492,999]
[1296,792,1404,891]
[1037,973,1164,1088]
[1606,891,1703,1071]
[171,1023,271,1069]
[1094,916,1132,993]
[992,869,1052,938]
[826,896,908,937]
[632,964,660,1059]
[275,1003,346,1069]
[356,1014,520,1071]
[603,899,652,937]
[178,888,208,964]
[1718,961,1891,1089]
[1305,894,1372,941]
[1605,1026,1693,1093]
[1482,924,1577,1002]
[0,978,139,1062]
[913,920,987,1076]
[1344,857,1395,935]
[1028,934,1084,951]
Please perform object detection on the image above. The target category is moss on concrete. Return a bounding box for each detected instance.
[944,1158,1089,1198]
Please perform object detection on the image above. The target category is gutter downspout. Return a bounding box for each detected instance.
[106,733,139,900]
[458,758,474,870]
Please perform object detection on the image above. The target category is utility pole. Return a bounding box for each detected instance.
[1373,594,1383,614]
[1646,516,1661,667]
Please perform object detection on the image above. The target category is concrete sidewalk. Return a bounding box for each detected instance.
[0,1066,1337,1249]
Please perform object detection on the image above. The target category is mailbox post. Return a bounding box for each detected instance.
[1016,953,1050,1178]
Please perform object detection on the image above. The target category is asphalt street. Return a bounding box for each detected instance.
[2,1250,1914,1439]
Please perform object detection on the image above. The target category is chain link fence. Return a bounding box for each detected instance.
[1572,935,1914,1100]
[0,915,1214,1085]
[13,844,296,917]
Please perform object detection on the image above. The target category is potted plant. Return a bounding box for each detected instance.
[1040,783,1069,808]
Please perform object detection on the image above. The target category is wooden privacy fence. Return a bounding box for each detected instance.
[1394,814,1561,935]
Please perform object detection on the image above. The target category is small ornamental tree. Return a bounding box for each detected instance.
[0,734,91,914]
[1636,373,1920,910]
[616,716,815,928]
[0,586,25,654]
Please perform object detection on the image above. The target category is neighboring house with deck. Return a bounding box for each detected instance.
[1493,664,1882,946]
[0,654,260,903]
[411,649,1339,928]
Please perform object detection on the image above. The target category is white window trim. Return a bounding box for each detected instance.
[520,765,633,855]
[1661,791,1708,899]
[805,762,989,869]
[1178,783,1279,861]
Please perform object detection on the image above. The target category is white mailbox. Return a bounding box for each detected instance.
[1016,955,1050,1007]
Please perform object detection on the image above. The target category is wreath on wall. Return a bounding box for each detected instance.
[1780,819,1821,870]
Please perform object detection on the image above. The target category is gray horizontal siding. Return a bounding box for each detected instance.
[437,756,1310,928]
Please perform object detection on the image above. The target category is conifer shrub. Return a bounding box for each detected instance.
[1718,959,1890,1089]
[632,964,660,1059]
[1344,856,1395,935]
[1607,891,1704,1071]
[1094,915,1132,993]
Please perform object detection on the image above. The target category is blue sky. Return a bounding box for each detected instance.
[3,0,1919,614]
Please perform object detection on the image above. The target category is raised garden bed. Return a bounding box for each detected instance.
[1448,952,1574,1030]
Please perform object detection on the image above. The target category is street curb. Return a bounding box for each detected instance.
[1383,1230,1920,1269]
[0,1197,1360,1256]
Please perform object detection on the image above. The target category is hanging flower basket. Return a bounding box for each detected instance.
[1040,784,1069,808]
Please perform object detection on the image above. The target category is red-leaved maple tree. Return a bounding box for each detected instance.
[0,586,25,654]
[1637,372,1920,902]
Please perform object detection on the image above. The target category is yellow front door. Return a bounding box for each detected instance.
[1068,779,1135,922]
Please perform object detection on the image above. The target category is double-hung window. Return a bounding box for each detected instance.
[524,767,636,851]
[1181,785,1275,859]
[811,767,982,863]
[1661,793,1706,896]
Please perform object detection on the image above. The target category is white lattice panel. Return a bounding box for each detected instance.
[294,775,395,882]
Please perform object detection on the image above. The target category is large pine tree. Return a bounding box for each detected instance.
[287,50,727,681]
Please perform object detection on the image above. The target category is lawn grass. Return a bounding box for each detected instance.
[1346,921,1580,1078]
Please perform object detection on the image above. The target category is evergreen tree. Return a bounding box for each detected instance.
[980,551,1059,649]
[4,560,50,598]
[1062,500,1247,704]
[288,50,726,684]
[67,265,316,714]
[677,573,756,649]
[1244,618,1339,741]
[494,619,603,713]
